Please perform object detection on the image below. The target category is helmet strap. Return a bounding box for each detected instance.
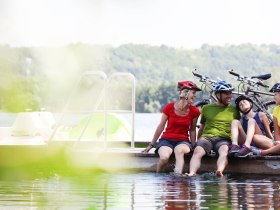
[241,108,252,115]
[218,92,228,106]
[240,103,253,115]
[184,90,190,101]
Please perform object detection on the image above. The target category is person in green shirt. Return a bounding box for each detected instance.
[186,80,240,177]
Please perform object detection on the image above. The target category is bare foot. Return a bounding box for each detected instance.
[185,173,196,177]
[215,170,223,177]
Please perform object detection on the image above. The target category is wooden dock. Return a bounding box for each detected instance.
[1,141,280,175]
[91,148,280,175]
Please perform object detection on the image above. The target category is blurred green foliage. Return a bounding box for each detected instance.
[0,43,280,113]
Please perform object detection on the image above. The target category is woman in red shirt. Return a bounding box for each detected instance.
[142,81,201,174]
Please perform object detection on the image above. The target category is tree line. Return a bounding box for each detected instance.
[0,43,280,113]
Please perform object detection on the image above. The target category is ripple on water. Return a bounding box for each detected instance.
[0,172,280,209]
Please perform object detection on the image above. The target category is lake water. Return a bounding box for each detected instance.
[1,113,280,209]
[1,172,280,209]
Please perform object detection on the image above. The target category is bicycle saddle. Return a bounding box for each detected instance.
[251,73,271,80]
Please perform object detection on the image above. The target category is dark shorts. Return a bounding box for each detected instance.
[155,138,192,154]
[196,136,231,154]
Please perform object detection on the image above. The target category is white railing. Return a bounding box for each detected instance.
[106,72,136,148]
[48,71,136,148]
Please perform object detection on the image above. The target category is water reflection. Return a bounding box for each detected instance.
[161,176,203,210]
[228,176,280,210]
[0,172,280,209]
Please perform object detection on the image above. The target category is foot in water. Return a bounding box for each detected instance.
[185,173,196,177]
[173,167,182,174]
[215,170,223,177]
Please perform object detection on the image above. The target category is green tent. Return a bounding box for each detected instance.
[69,113,131,141]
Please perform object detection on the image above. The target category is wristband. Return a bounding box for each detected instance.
[149,143,155,148]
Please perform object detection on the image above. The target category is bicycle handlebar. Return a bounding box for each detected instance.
[228,69,240,77]
[192,69,203,79]
[192,69,216,87]
[256,81,269,88]
[228,69,270,88]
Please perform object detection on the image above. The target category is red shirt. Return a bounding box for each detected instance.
[161,102,200,141]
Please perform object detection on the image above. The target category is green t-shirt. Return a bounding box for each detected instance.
[200,103,240,139]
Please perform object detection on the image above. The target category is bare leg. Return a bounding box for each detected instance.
[216,145,229,176]
[231,120,240,145]
[261,144,280,156]
[174,144,191,174]
[243,118,256,148]
[253,134,274,149]
[231,119,246,145]
[186,146,206,176]
[157,146,173,172]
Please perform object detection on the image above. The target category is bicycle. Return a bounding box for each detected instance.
[193,69,276,131]
[192,69,218,108]
[192,69,275,123]
[228,69,275,124]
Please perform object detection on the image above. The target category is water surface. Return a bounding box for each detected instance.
[1,172,280,209]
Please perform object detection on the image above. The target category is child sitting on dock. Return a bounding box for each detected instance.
[229,95,274,157]
[142,80,201,174]
[249,83,280,156]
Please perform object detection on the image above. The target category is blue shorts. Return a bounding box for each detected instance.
[155,138,192,154]
[196,136,231,154]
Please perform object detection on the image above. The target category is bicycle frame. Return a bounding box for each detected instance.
[233,90,274,120]
[192,69,275,131]
[192,69,218,106]
[192,69,275,117]
[193,69,275,116]
[229,69,275,122]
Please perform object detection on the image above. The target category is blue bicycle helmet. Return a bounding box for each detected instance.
[269,83,280,92]
[214,80,234,93]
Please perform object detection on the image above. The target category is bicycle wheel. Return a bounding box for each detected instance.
[194,99,210,129]
[194,99,211,110]
[256,100,275,132]
[264,100,276,112]
[255,100,275,113]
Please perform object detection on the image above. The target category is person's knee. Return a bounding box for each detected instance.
[159,153,171,162]
[193,146,206,157]
[232,119,240,126]
[174,145,190,156]
[218,145,229,156]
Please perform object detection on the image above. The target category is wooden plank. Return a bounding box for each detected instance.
[94,149,280,175]
[0,144,280,175]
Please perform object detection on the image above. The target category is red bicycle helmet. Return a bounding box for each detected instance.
[177,81,201,91]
